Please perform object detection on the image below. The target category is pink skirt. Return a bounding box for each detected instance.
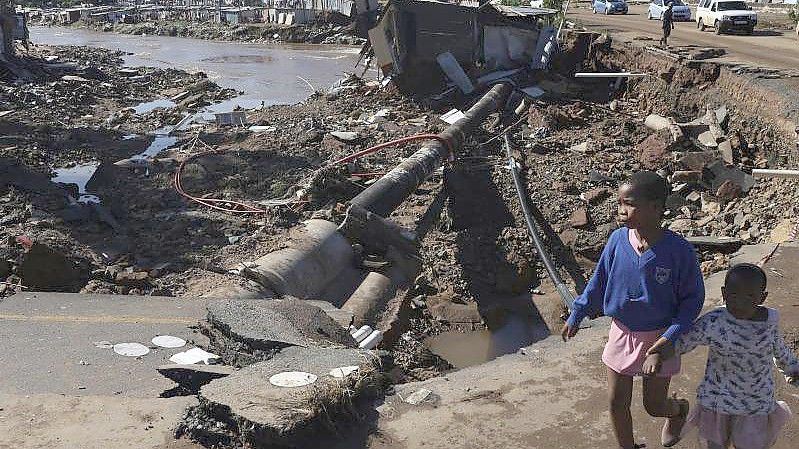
[682,402,792,448]
[602,319,681,377]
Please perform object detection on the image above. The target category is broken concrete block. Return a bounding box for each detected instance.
[706,161,755,193]
[715,105,729,129]
[671,171,702,184]
[329,131,360,142]
[570,141,590,153]
[570,207,590,228]
[677,150,722,171]
[668,219,694,232]
[204,298,356,366]
[179,346,382,449]
[115,271,150,287]
[686,191,702,203]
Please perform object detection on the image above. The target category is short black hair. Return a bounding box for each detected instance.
[725,263,767,290]
[626,171,668,209]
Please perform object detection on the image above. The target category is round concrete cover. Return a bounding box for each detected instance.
[329,366,359,378]
[113,342,150,357]
[269,371,318,387]
[151,335,187,348]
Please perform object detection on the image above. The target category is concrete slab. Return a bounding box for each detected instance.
[184,346,381,448]
[0,393,200,449]
[204,297,356,366]
[0,292,209,397]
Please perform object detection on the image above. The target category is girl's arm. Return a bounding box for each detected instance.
[660,245,705,343]
[648,312,712,360]
[565,231,617,329]
[773,332,799,382]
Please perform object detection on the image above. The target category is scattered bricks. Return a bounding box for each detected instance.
[671,171,702,183]
[570,207,590,228]
[581,187,611,205]
[716,180,743,202]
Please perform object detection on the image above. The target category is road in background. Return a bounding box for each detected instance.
[570,3,799,71]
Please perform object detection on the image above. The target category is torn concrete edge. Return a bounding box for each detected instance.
[366,0,557,95]
[176,347,389,449]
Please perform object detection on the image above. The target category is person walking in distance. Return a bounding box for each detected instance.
[661,2,675,47]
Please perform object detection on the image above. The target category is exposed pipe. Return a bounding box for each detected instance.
[502,133,575,310]
[351,82,514,217]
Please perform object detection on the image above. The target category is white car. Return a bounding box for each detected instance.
[696,0,757,35]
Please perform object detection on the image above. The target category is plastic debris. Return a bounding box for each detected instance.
[93,341,113,349]
[269,371,318,388]
[404,388,433,405]
[329,366,359,379]
[113,342,150,357]
[169,347,220,365]
[151,335,187,348]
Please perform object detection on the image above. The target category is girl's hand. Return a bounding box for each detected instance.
[561,323,579,342]
[645,337,675,360]
[642,353,662,376]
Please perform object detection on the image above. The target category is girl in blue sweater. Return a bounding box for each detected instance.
[561,171,705,449]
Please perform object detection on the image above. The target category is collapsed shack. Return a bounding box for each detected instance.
[367,0,558,96]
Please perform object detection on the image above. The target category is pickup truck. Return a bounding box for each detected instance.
[696,0,758,35]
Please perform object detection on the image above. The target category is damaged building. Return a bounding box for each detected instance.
[368,0,558,95]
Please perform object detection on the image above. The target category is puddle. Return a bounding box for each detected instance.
[133,98,176,114]
[424,315,548,369]
[141,135,178,158]
[51,163,102,204]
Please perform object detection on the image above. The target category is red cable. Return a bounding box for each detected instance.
[328,134,454,167]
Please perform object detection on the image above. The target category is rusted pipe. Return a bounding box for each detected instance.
[351,82,514,217]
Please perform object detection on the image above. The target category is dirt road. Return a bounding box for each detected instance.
[570,3,799,71]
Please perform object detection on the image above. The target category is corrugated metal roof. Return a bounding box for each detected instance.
[493,5,558,16]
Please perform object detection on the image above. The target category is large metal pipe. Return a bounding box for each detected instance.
[351,82,514,217]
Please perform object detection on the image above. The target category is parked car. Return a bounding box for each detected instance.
[696,0,757,35]
[648,0,692,21]
[592,0,629,15]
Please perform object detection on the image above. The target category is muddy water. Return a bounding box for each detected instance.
[425,315,550,369]
[29,27,362,109]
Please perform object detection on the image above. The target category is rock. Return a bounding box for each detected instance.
[426,296,482,324]
[570,207,590,228]
[570,141,590,153]
[636,134,671,170]
[718,140,734,164]
[698,131,718,148]
[769,219,796,243]
[669,219,694,232]
[329,131,360,142]
[609,100,619,111]
[700,194,721,216]
[671,171,702,183]
[677,151,722,171]
[715,106,729,129]
[114,270,150,287]
[555,181,580,194]
[644,114,671,131]
[665,193,688,211]
[588,171,615,184]
[19,243,87,291]
[715,180,743,202]
[706,161,755,193]
[581,187,611,205]
[686,191,701,203]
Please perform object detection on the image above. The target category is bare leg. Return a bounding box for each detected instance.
[642,376,681,417]
[608,367,635,449]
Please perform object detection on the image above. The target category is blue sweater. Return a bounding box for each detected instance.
[567,227,705,343]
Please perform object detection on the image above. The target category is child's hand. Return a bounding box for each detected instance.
[645,337,676,360]
[642,353,662,376]
[561,323,579,342]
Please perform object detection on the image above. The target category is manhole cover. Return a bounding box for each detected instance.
[152,335,186,348]
[113,342,150,357]
[269,371,318,388]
